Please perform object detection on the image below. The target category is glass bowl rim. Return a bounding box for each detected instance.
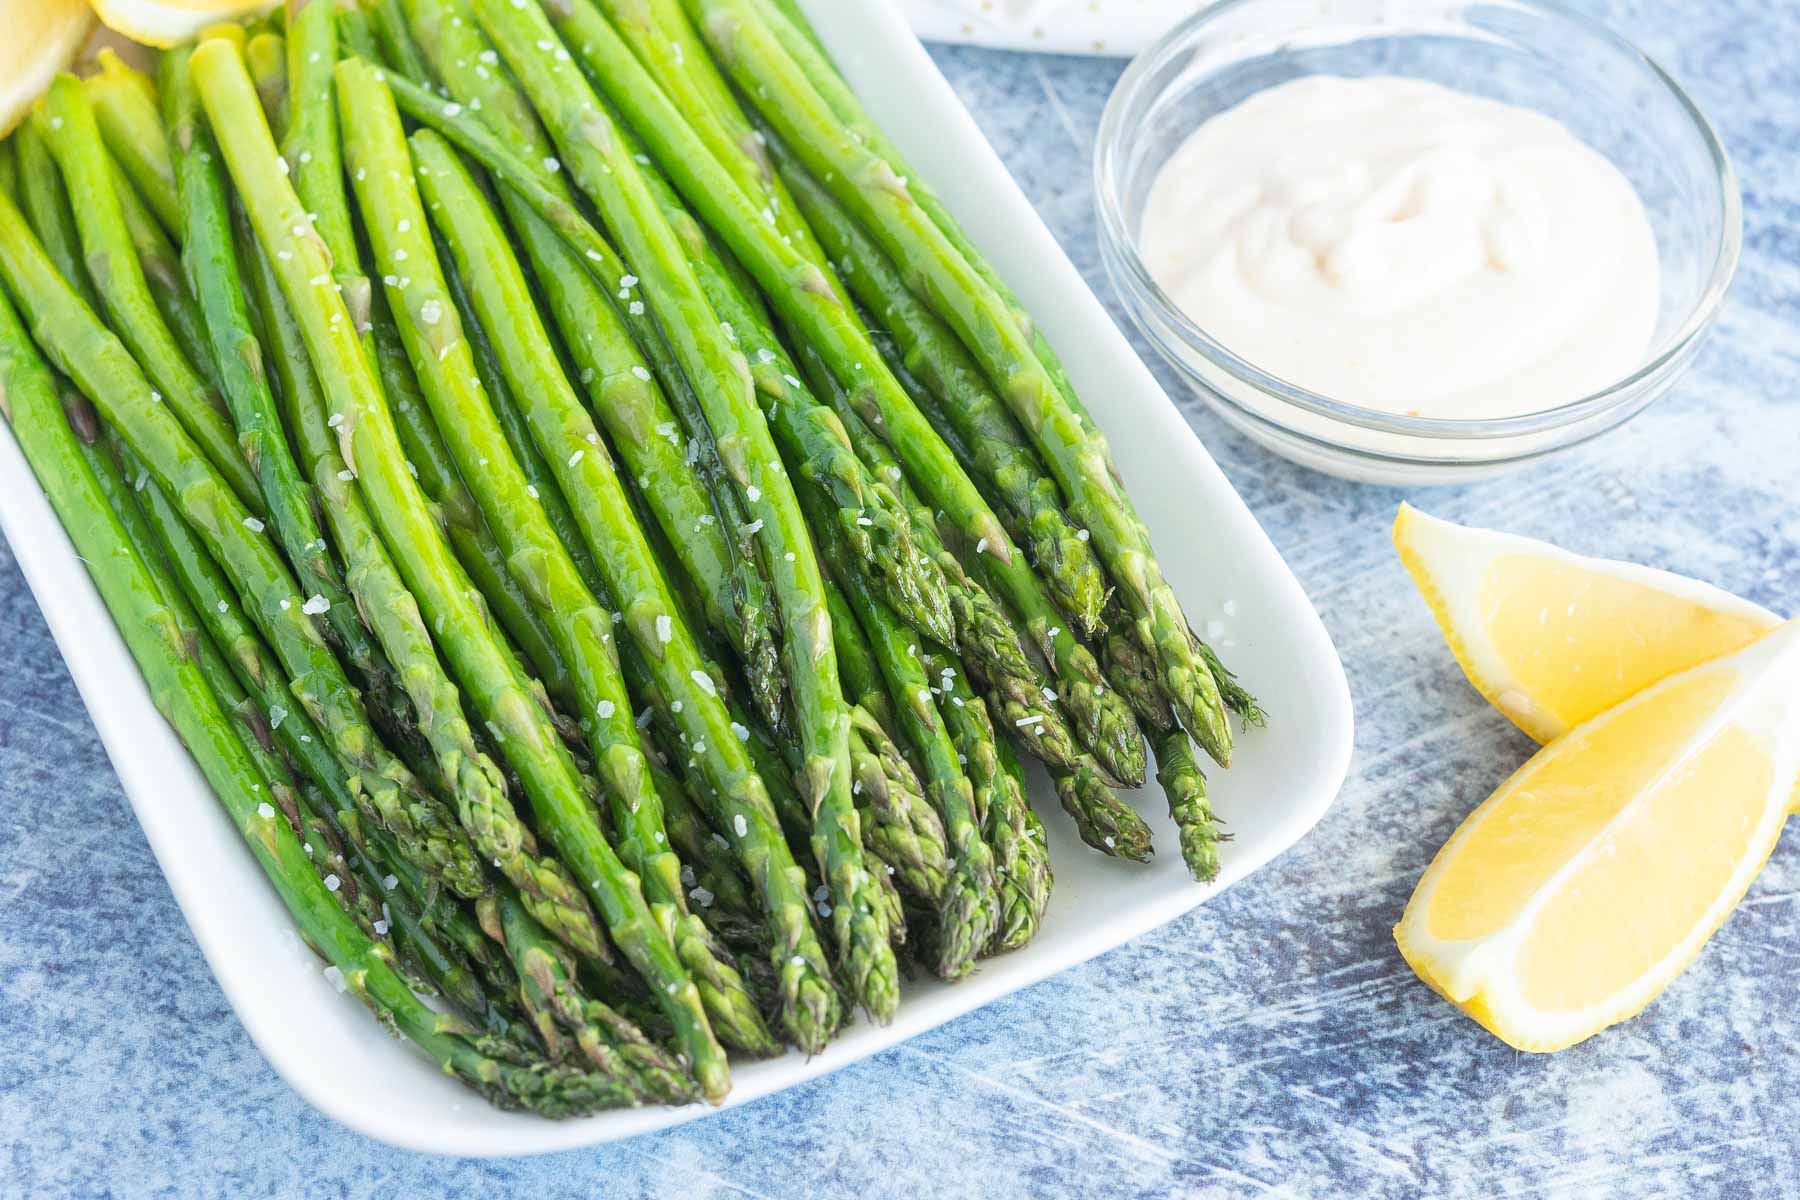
[1092,0,1744,443]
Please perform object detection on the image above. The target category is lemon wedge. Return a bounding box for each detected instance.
[90,0,267,49]
[1394,502,1781,742]
[0,0,94,137]
[1396,618,1800,1052]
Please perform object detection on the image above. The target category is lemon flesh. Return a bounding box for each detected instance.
[1396,621,1800,1052]
[1394,503,1780,741]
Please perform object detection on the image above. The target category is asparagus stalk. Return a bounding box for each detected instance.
[1051,757,1154,863]
[83,48,181,237]
[829,597,951,909]
[369,0,434,78]
[489,884,700,1104]
[1155,729,1222,883]
[0,184,487,900]
[0,278,624,1117]
[281,1,586,764]
[102,425,428,964]
[919,647,1052,950]
[11,115,101,311]
[537,0,954,655]
[408,127,846,1051]
[337,0,383,60]
[191,35,730,1101]
[694,0,1232,766]
[102,143,226,402]
[995,734,1054,947]
[817,562,996,979]
[245,32,290,132]
[35,76,262,512]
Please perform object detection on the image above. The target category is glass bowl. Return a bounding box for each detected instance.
[1094,0,1741,485]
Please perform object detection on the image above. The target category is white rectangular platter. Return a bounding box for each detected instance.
[0,0,1353,1156]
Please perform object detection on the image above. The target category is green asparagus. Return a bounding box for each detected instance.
[191,35,731,1102]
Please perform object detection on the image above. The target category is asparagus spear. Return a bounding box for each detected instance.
[245,32,290,132]
[162,48,393,737]
[694,0,1232,766]
[82,48,181,237]
[338,63,773,1057]
[603,0,825,264]
[829,594,951,909]
[779,155,1109,638]
[817,561,996,979]
[11,115,101,311]
[337,0,384,60]
[0,278,625,1116]
[0,184,487,900]
[994,734,1055,949]
[101,143,225,401]
[1155,729,1223,883]
[489,884,700,1104]
[455,0,897,1028]
[101,424,432,964]
[408,128,847,1051]
[192,36,732,1102]
[369,0,434,78]
[35,76,262,512]
[252,13,572,745]
[1052,757,1154,863]
[920,647,1053,951]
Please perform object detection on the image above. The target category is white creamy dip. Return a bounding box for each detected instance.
[1138,76,1660,419]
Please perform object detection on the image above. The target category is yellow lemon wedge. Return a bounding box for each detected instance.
[89,0,266,49]
[0,0,94,137]
[1395,618,1800,1052]
[1394,502,1781,742]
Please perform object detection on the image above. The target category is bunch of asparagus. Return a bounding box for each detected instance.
[0,0,1261,1117]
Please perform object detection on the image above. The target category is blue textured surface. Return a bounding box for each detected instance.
[3,3,1798,1194]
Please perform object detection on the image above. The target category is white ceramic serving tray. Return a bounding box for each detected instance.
[0,0,1352,1155]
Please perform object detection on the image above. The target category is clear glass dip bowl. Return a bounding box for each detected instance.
[1094,0,1741,485]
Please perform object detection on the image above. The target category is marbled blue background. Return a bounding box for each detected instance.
[3,2,1798,1195]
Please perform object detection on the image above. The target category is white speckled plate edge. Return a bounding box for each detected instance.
[902,0,1192,55]
[0,0,1352,1156]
